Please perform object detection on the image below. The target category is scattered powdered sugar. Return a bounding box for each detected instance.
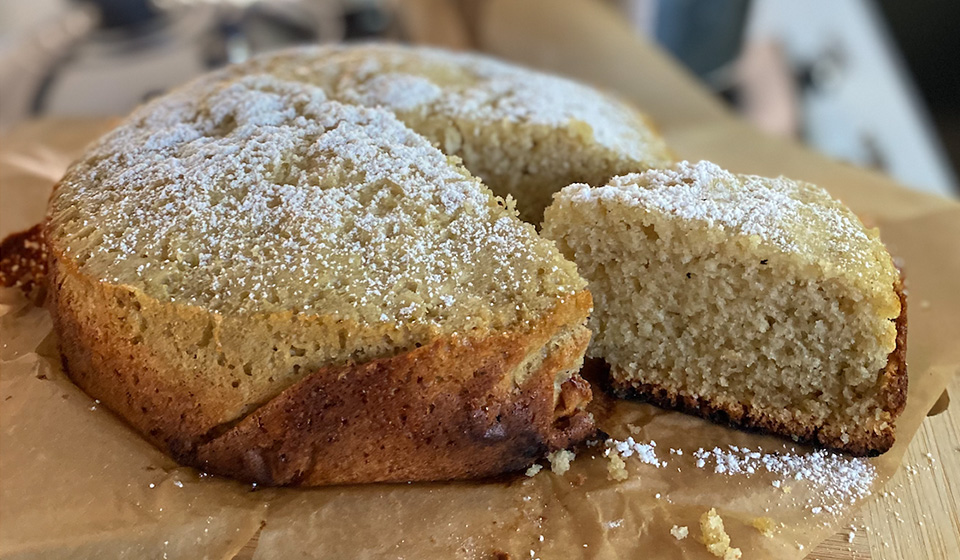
[603,437,666,468]
[601,436,875,516]
[692,445,876,514]
[559,160,895,284]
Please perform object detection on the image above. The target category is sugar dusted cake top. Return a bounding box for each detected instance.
[46,72,584,329]
[243,43,668,158]
[560,160,899,290]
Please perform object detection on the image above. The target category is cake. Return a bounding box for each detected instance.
[43,68,596,485]
[236,43,674,224]
[542,161,907,455]
[0,225,47,304]
[700,508,741,560]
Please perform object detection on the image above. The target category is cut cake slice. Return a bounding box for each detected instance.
[543,160,906,455]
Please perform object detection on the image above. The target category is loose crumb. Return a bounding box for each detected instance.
[751,516,777,537]
[670,525,689,540]
[547,450,575,475]
[525,464,543,477]
[700,508,742,560]
[606,453,629,481]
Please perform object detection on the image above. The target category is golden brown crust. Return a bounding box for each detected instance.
[194,319,594,485]
[0,225,48,304]
[46,246,248,456]
[876,276,909,424]
[609,278,907,457]
[47,238,596,485]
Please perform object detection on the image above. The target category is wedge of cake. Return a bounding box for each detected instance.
[542,160,906,455]
[44,71,594,486]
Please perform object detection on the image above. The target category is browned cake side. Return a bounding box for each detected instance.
[48,247,595,484]
[194,307,595,485]
[610,279,907,456]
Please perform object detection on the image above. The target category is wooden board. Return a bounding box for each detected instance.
[225,1,960,559]
[230,378,958,559]
[809,373,959,559]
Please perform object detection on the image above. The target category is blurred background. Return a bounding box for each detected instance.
[1,0,957,197]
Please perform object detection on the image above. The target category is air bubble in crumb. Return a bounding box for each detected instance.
[670,525,689,540]
[547,449,575,475]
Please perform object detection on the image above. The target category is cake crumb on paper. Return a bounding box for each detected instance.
[670,525,689,540]
[606,453,629,481]
[525,464,543,477]
[700,508,741,560]
[547,450,575,475]
[751,516,777,537]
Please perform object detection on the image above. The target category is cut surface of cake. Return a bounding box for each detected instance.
[44,69,594,485]
[542,160,906,455]
[238,43,674,223]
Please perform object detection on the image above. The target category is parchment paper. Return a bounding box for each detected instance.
[2,6,959,558]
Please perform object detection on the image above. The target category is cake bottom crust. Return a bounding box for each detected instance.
[609,280,908,457]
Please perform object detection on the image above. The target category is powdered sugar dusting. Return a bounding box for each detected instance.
[252,44,665,157]
[601,436,875,515]
[692,445,876,515]
[561,160,894,284]
[604,437,666,468]
[48,71,583,324]
[348,72,443,112]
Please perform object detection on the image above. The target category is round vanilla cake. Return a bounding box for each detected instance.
[40,47,649,485]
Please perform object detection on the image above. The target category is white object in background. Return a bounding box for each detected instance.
[40,9,218,119]
[747,0,957,197]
